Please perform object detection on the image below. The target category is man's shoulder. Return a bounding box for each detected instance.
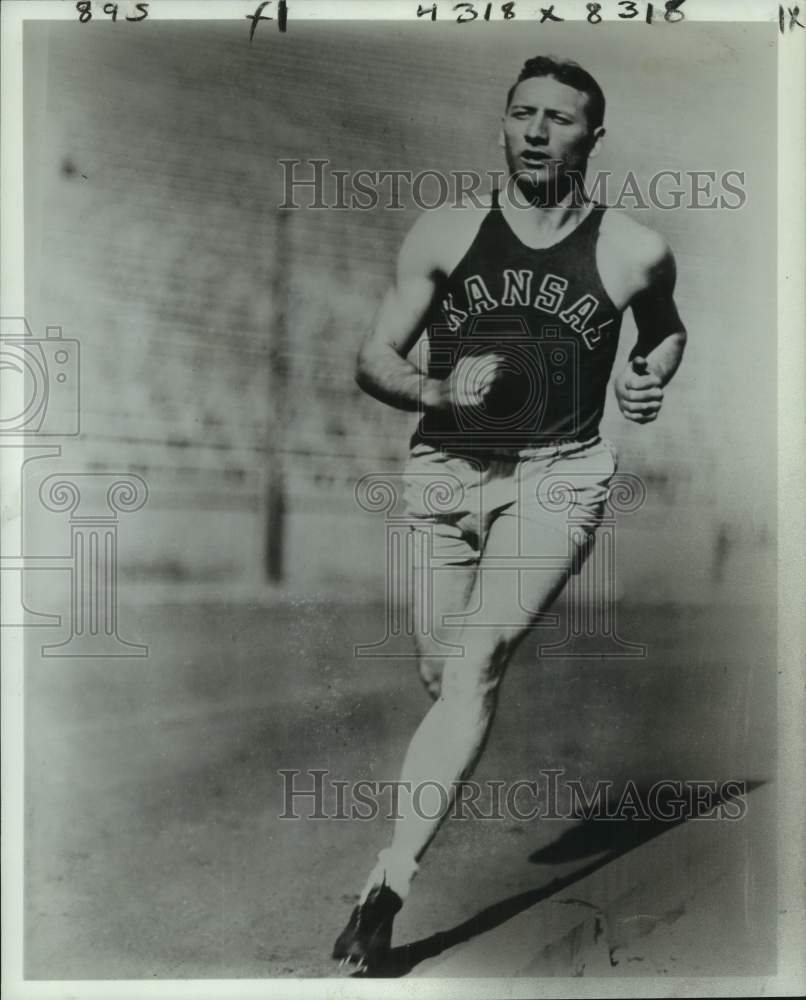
[402,196,493,275]
[600,208,671,273]
[409,196,492,240]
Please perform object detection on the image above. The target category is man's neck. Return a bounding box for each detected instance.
[499,177,593,243]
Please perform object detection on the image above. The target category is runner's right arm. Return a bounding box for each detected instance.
[355,214,446,412]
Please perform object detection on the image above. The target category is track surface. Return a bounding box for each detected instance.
[24,600,774,979]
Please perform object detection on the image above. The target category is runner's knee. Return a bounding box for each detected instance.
[440,632,513,705]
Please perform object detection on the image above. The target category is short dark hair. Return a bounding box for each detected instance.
[506,56,606,130]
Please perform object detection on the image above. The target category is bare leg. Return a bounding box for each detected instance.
[337,513,593,971]
[388,513,575,870]
[412,558,477,700]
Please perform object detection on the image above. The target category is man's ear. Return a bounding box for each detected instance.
[498,122,506,149]
[587,126,606,159]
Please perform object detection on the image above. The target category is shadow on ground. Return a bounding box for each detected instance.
[356,779,764,978]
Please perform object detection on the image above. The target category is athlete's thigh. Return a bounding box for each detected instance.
[403,442,483,655]
[463,511,578,649]
[437,513,575,700]
[410,531,478,657]
[473,438,615,644]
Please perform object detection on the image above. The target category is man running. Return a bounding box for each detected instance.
[333,55,687,973]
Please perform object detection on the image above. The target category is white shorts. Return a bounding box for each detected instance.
[402,435,618,571]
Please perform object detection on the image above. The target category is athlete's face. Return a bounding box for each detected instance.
[501,76,605,194]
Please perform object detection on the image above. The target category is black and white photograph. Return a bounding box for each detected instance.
[1,1,804,996]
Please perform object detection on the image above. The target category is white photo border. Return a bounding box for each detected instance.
[1,1,803,998]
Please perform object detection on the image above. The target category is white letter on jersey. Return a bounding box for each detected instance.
[533,273,568,314]
[464,275,498,315]
[501,269,533,307]
[559,293,600,332]
[441,293,469,332]
[582,319,613,351]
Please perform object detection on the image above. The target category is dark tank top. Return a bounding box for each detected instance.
[415,190,622,453]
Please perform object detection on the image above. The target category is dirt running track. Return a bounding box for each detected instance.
[24,599,775,979]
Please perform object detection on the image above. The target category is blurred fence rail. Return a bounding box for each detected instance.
[21,22,776,606]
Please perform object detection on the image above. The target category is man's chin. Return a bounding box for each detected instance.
[509,170,557,206]
[508,169,583,208]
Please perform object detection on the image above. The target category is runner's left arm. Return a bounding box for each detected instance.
[615,242,687,424]
[629,244,687,385]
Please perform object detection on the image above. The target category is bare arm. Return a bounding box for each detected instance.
[615,237,687,424]
[356,211,502,414]
[355,216,445,412]
[629,245,687,385]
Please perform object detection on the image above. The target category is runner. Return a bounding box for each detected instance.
[334,55,687,974]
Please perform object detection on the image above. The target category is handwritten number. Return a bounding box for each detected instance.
[453,3,478,22]
[586,2,602,23]
[664,0,685,22]
[618,1,638,16]
[420,1,515,22]
[103,2,118,18]
[76,1,92,22]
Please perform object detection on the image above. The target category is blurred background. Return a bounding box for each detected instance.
[18,17,778,981]
[23,18,776,604]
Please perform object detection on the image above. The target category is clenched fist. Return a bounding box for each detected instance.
[430,352,508,413]
[614,356,664,424]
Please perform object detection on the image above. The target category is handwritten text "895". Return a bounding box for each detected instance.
[75,2,149,23]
